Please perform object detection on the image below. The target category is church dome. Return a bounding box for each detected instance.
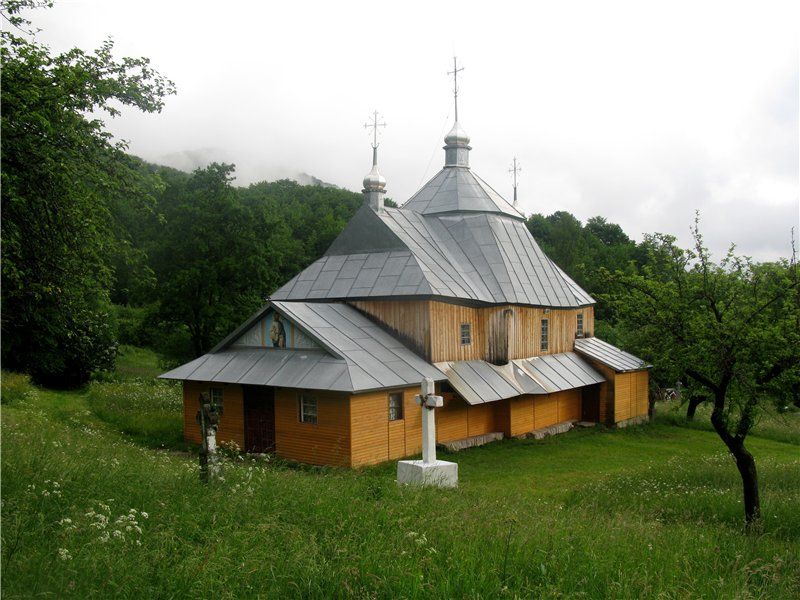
[362,163,386,191]
[444,121,470,146]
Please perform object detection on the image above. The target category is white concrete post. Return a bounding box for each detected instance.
[397,377,456,487]
[420,378,437,464]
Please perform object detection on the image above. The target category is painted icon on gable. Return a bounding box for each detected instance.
[232,310,318,350]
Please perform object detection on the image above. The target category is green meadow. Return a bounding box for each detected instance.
[2,347,799,599]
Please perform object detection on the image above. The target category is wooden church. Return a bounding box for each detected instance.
[161,73,651,467]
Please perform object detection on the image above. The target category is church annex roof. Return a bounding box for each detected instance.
[400,167,525,220]
[272,204,594,308]
[160,300,444,392]
[574,337,652,372]
[435,352,605,405]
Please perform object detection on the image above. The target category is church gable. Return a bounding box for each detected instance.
[325,204,406,256]
[231,308,319,350]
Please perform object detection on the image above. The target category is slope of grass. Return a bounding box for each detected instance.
[2,365,799,598]
[654,399,800,446]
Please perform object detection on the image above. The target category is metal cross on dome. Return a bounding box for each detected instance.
[448,56,465,122]
[364,110,387,149]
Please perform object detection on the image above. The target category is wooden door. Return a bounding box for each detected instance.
[243,386,275,453]
[581,385,600,422]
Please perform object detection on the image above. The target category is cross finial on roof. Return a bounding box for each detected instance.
[509,157,522,207]
[448,56,464,122]
[364,110,387,151]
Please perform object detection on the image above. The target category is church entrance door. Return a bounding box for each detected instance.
[243,385,276,453]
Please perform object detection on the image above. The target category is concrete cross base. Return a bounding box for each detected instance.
[397,459,458,488]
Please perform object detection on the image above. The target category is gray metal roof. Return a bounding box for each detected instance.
[401,167,525,220]
[272,204,594,308]
[161,301,445,393]
[436,352,605,405]
[574,337,652,372]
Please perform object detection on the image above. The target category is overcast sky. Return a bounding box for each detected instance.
[22,0,800,260]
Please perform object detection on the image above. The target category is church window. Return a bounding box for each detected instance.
[299,393,317,424]
[541,318,549,352]
[460,323,472,345]
[388,392,403,421]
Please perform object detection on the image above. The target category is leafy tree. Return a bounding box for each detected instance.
[604,220,799,525]
[150,164,298,356]
[0,0,174,385]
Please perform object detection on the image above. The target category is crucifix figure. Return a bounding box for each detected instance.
[509,157,521,208]
[196,392,223,483]
[448,56,464,122]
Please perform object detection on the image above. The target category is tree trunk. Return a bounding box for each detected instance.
[685,394,707,421]
[730,441,761,526]
[708,388,761,527]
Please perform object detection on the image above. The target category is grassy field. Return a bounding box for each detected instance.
[2,349,799,598]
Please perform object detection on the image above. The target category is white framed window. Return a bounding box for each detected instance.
[210,387,224,407]
[388,392,403,421]
[540,318,549,352]
[577,313,584,337]
[299,393,317,424]
[460,323,472,346]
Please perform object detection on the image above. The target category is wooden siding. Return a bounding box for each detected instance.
[349,386,426,467]
[611,370,649,423]
[275,388,350,466]
[349,299,594,364]
[348,300,431,359]
[635,371,649,417]
[502,389,584,436]
[556,389,582,422]
[534,394,559,429]
[182,381,244,449]
[429,302,594,363]
[428,302,487,363]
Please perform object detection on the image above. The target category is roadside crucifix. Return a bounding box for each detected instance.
[396,377,458,487]
[196,392,223,483]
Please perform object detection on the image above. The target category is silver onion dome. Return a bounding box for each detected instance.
[444,121,470,146]
[362,161,386,191]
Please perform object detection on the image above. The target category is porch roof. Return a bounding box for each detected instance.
[435,352,605,405]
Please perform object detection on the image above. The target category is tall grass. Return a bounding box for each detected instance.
[2,370,799,598]
[654,399,800,445]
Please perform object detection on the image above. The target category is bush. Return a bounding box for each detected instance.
[0,371,39,405]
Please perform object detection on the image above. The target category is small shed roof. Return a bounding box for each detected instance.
[574,337,652,372]
[161,301,445,393]
[435,352,605,405]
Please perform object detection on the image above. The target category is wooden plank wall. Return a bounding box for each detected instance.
[612,370,650,423]
[348,299,594,364]
[429,302,595,363]
[348,300,431,359]
[428,302,486,363]
[501,389,584,436]
[274,388,350,466]
[349,386,425,467]
[182,381,244,449]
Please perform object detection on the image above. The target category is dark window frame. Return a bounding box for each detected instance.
[541,318,549,352]
[388,392,404,421]
[299,393,318,424]
[460,322,472,346]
